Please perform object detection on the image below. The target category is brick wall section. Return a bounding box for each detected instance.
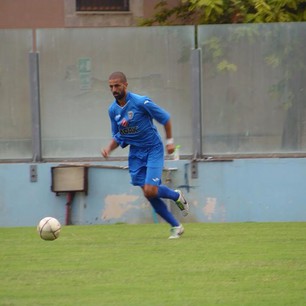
[0,0,65,28]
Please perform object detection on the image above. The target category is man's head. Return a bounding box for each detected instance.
[108,71,128,101]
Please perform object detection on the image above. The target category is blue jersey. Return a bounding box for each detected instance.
[108,92,170,148]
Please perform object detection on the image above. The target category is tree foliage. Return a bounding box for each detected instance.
[139,0,306,26]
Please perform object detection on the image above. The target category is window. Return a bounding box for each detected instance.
[76,0,129,12]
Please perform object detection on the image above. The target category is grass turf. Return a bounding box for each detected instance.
[0,222,306,306]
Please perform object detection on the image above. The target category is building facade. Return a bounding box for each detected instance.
[0,0,180,28]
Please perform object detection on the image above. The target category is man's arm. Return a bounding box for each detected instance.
[164,119,175,155]
[101,139,119,158]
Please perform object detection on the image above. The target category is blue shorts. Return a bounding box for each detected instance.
[128,142,164,187]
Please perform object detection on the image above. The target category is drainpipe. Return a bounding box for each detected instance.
[65,192,75,225]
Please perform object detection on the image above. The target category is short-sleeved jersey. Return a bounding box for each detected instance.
[108,92,170,148]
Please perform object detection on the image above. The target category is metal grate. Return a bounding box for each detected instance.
[76,0,129,12]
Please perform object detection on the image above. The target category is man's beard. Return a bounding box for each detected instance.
[113,91,125,100]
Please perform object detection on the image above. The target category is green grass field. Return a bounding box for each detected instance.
[1,222,306,306]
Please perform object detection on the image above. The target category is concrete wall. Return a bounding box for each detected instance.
[1,158,305,227]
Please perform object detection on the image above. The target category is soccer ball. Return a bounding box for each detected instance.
[37,217,61,241]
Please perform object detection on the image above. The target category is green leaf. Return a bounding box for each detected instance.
[265,55,280,68]
[217,60,237,72]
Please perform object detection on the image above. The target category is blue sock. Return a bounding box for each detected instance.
[149,197,180,227]
[157,185,179,201]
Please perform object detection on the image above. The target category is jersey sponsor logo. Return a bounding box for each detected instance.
[121,118,128,127]
[120,126,139,135]
[128,111,134,120]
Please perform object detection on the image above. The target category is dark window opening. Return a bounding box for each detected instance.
[76,0,129,12]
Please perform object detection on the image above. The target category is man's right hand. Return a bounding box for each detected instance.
[101,148,109,158]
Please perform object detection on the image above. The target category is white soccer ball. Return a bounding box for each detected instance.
[37,217,61,241]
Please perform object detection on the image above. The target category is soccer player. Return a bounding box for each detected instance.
[101,72,189,239]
